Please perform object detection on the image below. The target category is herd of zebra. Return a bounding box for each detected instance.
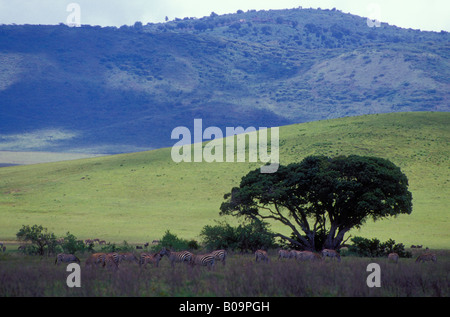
[55,248,227,270]
[264,249,437,264]
[54,247,438,269]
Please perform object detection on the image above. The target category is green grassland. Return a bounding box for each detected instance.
[0,112,448,248]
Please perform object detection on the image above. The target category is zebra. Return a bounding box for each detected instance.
[106,252,121,266]
[160,247,193,267]
[55,253,80,265]
[294,250,321,261]
[321,249,341,262]
[278,249,293,260]
[119,252,139,264]
[191,253,215,270]
[388,252,399,263]
[104,253,119,270]
[415,253,437,263]
[85,253,107,267]
[140,252,163,268]
[255,250,269,263]
[211,249,227,265]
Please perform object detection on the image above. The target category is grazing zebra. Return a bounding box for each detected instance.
[191,253,215,270]
[211,249,227,265]
[106,252,121,266]
[119,252,139,264]
[278,249,293,260]
[294,250,321,262]
[160,247,193,267]
[104,253,119,270]
[140,252,163,268]
[415,253,437,263]
[255,250,269,263]
[321,249,341,262]
[55,253,80,265]
[85,253,107,267]
[388,252,399,263]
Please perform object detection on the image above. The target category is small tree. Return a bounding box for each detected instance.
[158,230,198,251]
[16,224,58,256]
[61,232,88,254]
[200,220,276,253]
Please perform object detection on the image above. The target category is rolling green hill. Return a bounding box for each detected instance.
[0,112,449,248]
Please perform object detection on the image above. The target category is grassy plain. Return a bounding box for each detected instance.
[0,112,448,248]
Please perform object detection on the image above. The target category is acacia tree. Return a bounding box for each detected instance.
[220,155,412,251]
[16,224,58,256]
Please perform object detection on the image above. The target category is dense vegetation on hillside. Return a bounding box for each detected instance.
[0,8,448,153]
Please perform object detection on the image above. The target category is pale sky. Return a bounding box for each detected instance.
[0,0,449,32]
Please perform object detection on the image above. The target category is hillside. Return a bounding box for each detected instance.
[0,112,448,248]
[0,8,449,155]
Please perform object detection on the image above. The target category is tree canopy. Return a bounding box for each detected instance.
[220,155,412,251]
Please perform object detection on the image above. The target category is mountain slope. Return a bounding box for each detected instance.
[0,8,449,154]
[0,112,448,248]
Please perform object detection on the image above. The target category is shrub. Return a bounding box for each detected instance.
[200,220,276,252]
[158,230,193,251]
[348,236,411,258]
[61,232,88,254]
[100,240,134,253]
[16,224,59,256]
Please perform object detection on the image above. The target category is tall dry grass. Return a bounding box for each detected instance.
[0,251,448,297]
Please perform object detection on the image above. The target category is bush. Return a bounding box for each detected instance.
[60,232,89,254]
[100,240,134,253]
[158,230,197,251]
[200,220,276,252]
[16,224,59,256]
[348,236,411,258]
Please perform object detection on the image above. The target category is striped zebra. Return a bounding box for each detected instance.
[278,249,293,260]
[321,249,341,262]
[160,247,194,267]
[104,253,119,270]
[85,253,107,267]
[415,253,437,263]
[119,252,139,264]
[191,253,215,270]
[255,250,269,263]
[293,250,321,262]
[211,249,227,266]
[140,252,163,268]
[388,252,399,263]
[55,253,80,265]
[106,252,121,267]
